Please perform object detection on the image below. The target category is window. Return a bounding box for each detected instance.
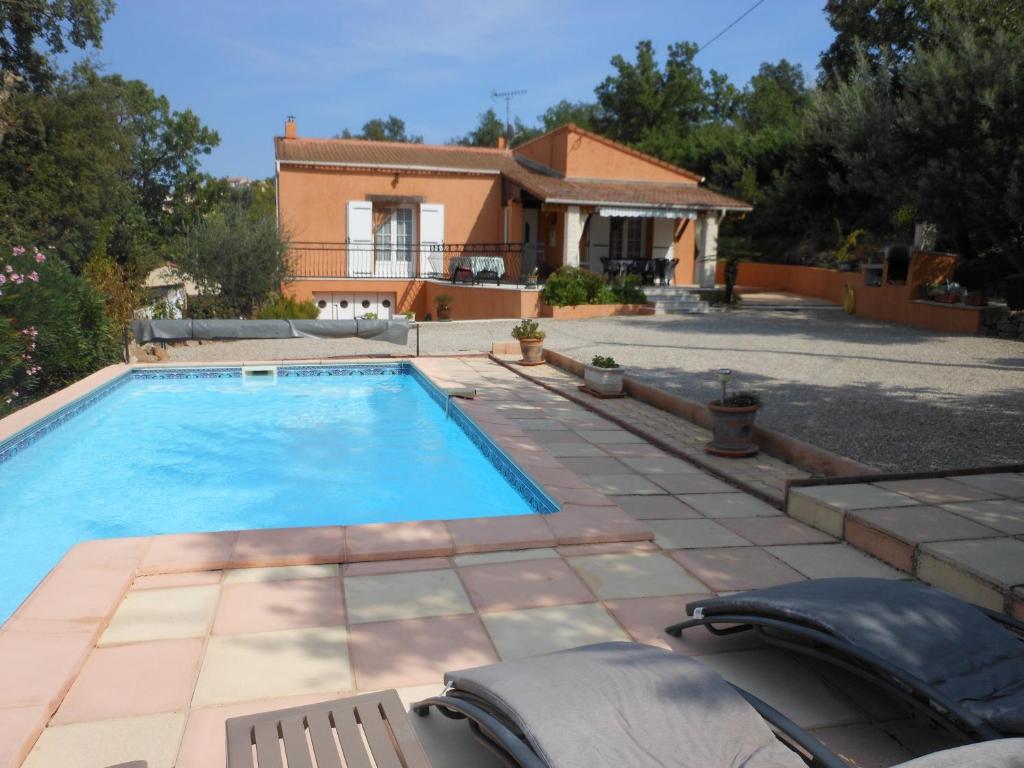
[608,217,643,259]
[375,207,414,262]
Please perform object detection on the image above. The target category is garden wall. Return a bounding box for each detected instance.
[540,303,654,319]
[717,255,983,334]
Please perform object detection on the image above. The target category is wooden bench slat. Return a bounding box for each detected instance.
[331,704,375,768]
[253,722,284,768]
[280,716,315,768]
[356,702,403,768]
[306,711,346,768]
[379,692,433,768]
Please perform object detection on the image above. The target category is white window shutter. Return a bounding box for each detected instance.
[419,203,445,277]
[347,201,373,277]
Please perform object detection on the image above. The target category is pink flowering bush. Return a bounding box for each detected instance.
[0,247,46,412]
[1,246,118,417]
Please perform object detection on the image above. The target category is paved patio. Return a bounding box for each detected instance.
[790,472,1024,616]
[0,357,997,767]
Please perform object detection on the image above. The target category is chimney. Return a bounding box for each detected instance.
[496,135,507,150]
[284,116,297,139]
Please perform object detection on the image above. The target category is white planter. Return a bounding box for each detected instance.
[584,364,624,395]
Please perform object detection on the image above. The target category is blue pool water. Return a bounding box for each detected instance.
[0,364,553,622]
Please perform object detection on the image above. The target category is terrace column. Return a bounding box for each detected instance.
[562,206,586,268]
[695,212,722,288]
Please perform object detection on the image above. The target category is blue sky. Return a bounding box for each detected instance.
[67,1,834,179]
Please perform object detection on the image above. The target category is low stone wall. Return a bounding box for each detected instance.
[981,306,1024,341]
[539,303,654,319]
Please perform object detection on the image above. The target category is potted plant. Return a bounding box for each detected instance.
[511,319,545,365]
[706,369,761,458]
[964,291,987,307]
[525,267,540,287]
[584,355,625,396]
[434,294,454,321]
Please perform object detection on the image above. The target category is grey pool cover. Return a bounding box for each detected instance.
[132,318,409,345]
[445,641,806,768]
[688,578,1024,735]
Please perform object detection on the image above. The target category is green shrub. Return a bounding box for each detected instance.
[1,248,118,414]
[257,295,320,320]
[185,294,240,319]
[610,275,647,304]
[541,266,604,306]
[542,267,647,306]
[591,355,619,368]
[722,391,761,408]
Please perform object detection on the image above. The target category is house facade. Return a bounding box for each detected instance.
[275,118,750,320]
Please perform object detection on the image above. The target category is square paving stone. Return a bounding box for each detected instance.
[53,639,203,724]
[213,577,345,634]
[941,498,1024,535]
[669,548,806,592]
[541,443,607,457]
[765,544,904,580]
[920,537,1024,590]
[581,473,666,495]
[677,492,781,518]
[647,519,752,550]
[952,472,1024,498]
[794,484,919,511]
[344,569,473,624]
[192,626,351,706]
[559,457,632,475]
[99,585,220,645]
[349,615,497,690]
[874,478,997,504]
[453,549,560,566]
[718,517,835,545]
[512,418,567,430]
[223,564,338,583]
[575,430,645,444]
[619,456,701,475]
[615,495,702,520]
[566,552,708,599]
[849,506,1001,544]
[695,649,859,729]
[481,603,629,659]
[603,595,764,655]
[653,475,736,494]
[21,713,186,768]
[458,558,594,612]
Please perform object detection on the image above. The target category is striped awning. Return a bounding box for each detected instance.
[596,206,698,219]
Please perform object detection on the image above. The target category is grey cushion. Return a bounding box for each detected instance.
[445,641,806,768]
[689,578,1024,735]
[892,739,1024,768]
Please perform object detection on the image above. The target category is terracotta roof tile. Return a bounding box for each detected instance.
[275,137,751,211]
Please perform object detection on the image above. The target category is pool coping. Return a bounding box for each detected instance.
[0,357,652,767]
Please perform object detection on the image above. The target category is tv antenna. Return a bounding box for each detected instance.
[491,89,526,140]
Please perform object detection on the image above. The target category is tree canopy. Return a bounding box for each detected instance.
[340,115,421,143]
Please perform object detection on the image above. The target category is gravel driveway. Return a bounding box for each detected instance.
[166,310,1024,472]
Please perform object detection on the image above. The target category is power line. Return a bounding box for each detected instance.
[697,0,768,54]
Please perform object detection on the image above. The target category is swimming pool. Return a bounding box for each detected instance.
[0,363,556,622]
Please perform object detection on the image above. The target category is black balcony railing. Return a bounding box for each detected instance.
[288,242,545,286]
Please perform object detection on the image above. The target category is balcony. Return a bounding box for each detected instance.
[288,242,545,287]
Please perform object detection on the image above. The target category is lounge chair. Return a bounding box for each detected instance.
[665,578,1024,742]
[224,642,1024,767]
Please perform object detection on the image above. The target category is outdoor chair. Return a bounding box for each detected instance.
[224,641,1024,768]
[666,578,1024,742]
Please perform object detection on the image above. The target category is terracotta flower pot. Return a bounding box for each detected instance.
[706,401,759,457]
[436,307,452,321]
[584,364,624,395]
[518,338,544,363]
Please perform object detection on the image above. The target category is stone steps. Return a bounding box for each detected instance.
[644,287,711,315]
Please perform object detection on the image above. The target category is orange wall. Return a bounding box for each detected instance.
[278,166,505,244]
[674,219,696,284]
[716,258,981,334]
[514,127,699,183]
[284,279,426,316]
[422,281,541,320]
[561,129,698,183]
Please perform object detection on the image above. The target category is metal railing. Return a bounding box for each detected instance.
[288,242,545,286]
